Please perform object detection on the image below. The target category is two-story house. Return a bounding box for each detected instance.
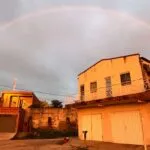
[76,53,150,147]
[78,53,150,101]
[0,90,40,136]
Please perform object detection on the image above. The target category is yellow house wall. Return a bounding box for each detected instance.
[2,93,33,109]
[78,103,150,144]
[78,55,145,101]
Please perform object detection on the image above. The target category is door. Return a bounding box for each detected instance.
[82,115,91,140]
[0,115,17,132]
[111,111,143,145]
[91,114,102,141]
[81,114,102,141]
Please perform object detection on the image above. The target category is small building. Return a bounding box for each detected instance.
[1,90,40,109]
[76,53,150,146]
[0,90,41,135]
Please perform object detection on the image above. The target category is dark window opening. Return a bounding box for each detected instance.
[66,117,70,124]
[90,82,97,93]
[80,85,84,101]
[120,72,131,86]
[48,117,52,127]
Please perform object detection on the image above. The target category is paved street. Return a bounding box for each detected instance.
[0,138,146,150]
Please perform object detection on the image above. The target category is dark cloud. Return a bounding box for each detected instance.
[0,3,150,100]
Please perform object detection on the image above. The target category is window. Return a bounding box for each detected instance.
[120,72,131,86]
[80,85,84,100]
[90,82,97,93]
[105,77,112,97]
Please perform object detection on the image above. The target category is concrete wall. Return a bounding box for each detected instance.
[78,103,150,145]
[30,107,77,130]
[78,54,145,101]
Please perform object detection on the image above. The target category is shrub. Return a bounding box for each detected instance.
[32,128,78,139]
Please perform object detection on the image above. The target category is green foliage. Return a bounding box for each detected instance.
[31,128,78,139]
[51,100,63,108]
[14,129,78,140]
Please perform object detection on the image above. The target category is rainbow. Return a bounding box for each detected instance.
[0,5,150,31]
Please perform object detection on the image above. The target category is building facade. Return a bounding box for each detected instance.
[76,53,150,147]
[30,107,77,130]
[78,53,150,101]
[1,90,40,109]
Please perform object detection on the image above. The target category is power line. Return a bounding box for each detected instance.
[0,78,144,98]
[78,78,145,94]
[0,84,76,97]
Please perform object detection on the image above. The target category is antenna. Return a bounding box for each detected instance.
[13,78,17,90]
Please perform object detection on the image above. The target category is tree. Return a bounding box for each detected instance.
[51,100,63,108]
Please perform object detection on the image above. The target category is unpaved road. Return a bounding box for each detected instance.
[0,138,147,150]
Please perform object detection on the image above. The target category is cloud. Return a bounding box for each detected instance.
[16,0,150,25]
[0,6,150,100]
[0,0,20,23]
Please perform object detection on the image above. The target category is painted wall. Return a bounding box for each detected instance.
[30,108,77,130]
[78,54,145,101]
[2,93,35,109]
[78,103,150,145]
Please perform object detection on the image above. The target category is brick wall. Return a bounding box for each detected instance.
[29,107,77,130]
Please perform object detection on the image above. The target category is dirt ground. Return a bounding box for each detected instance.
[0,138,147,150]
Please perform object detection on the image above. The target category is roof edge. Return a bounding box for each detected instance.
[65,90,150,108]
[78,53,140,76]
[1,90,33,94]
[141,57,150,63]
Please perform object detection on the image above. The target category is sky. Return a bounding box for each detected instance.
[0,0,150,102]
